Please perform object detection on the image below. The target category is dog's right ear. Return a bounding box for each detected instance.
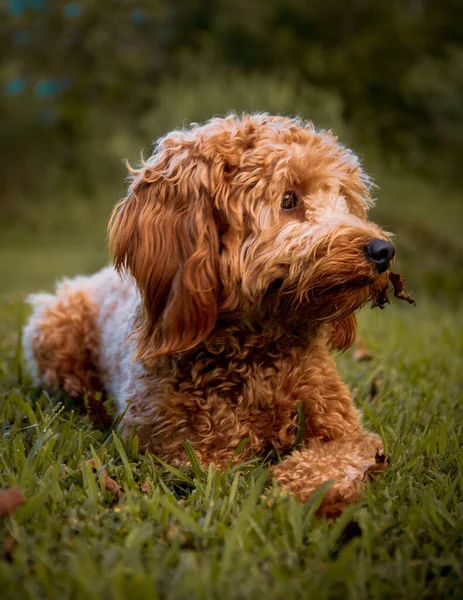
[109,146,221,364]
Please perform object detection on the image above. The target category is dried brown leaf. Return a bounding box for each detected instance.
[83,460,124,501]
[353,338,374,361]
[389,272,416,306]
[103,474,124,500]
[140,480,151,493]
[0,487,25,517]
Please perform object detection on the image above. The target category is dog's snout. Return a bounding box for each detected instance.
[365,239,395,273]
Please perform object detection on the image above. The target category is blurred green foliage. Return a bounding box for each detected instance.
[2,0,463,206]
[1,0,462,300]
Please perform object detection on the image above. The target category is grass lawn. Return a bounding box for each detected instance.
[0,173,462,599]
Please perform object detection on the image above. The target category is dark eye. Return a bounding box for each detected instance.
[281,191,298,211]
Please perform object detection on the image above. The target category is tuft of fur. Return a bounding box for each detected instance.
[24,114,393,515]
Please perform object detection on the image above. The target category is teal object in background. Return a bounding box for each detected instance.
[8,0,25,14]
[5,78,26,95]
[9,0,46,12]
[130,8,145,24]
[64,2,81,18]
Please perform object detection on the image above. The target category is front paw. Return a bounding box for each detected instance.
[272,454,364,517]
[271,435,388,516]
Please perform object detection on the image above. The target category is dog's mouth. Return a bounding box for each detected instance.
[262,262,416,324]
[315,269,389,297]
[335,269,416,310]
[298,270,391,320]
[265,268,386,301]
[257,268,411,337]
[337,276,377,290]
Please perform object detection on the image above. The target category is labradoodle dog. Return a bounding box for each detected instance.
[24,114,396,516]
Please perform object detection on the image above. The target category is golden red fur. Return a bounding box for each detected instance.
[24,114,394,516]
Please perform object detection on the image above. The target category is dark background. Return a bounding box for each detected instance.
[1,0,462,301]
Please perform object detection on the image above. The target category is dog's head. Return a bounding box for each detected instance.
[110,114,393,362]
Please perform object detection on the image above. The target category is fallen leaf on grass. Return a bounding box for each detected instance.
[84,459,124,501]
[140,480,151,493]
[0,487,25,517]
[160,524,196,549]
[353,338,374,361]
[103,476,124,500]
[389,272,416,306]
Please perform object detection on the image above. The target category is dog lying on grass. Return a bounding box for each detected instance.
[23,113,400,516]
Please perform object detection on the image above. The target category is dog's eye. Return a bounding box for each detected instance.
[281,191,298,211]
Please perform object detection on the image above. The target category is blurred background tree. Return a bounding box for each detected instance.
[1,0,462,298]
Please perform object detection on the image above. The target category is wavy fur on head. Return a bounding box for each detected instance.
[24,113,393,516]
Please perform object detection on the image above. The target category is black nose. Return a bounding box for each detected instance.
[365,239,395,273]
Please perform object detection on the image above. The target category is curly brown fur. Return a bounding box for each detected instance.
[24,114,396,515]
[25,285,102,397]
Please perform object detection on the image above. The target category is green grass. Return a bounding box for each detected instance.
[1,300,462,599]
[1,169,463,599]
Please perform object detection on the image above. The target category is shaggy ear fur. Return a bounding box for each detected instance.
[329,314,357,351]
[109,150,220,363]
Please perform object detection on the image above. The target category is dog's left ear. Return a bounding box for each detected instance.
[109,144,221,364]
[329,314,357,351]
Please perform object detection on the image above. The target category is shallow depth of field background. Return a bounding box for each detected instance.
[1,0,462,302]
[1,3,463,598]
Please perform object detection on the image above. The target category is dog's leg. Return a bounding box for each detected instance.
[272,431,386,516]
[23,282,102,398]
[270,346,388,515]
